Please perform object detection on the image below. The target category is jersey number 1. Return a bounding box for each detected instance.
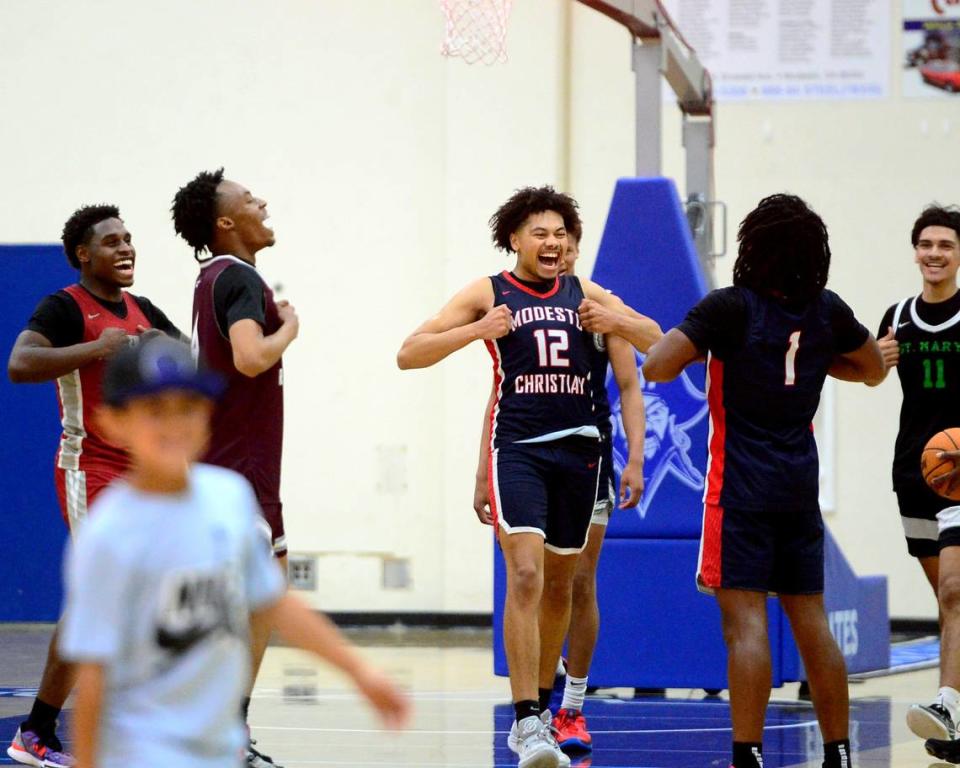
[785,331,801,386]
[533,329,570,368]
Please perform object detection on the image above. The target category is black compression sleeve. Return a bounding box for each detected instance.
[25,292,84,348]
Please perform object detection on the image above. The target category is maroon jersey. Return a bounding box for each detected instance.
[192,255,284,504]
[57,284,151,473]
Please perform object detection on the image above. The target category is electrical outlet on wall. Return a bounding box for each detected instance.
[382,557,411,590]
[288,555,317,590]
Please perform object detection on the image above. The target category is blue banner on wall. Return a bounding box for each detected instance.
[0,245,75,621]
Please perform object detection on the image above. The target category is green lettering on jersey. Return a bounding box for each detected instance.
[923,358,947,389]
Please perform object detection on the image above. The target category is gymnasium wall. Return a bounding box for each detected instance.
[0,0,955,620]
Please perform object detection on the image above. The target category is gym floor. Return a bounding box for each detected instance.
[0,625,950,767]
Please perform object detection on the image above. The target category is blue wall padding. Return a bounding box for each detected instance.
[591,178,709,538]
[0,245,75,621]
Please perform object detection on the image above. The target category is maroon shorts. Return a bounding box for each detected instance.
[55,464,123,530]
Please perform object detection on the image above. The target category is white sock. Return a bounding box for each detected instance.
[561,675,589,713]
[939,686,960,721]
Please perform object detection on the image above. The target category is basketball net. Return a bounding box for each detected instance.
[439,0,514,65]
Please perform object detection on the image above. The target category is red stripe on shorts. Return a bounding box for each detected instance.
[698,503,724,589]
[484,338,505,539]
[704,354,726,505]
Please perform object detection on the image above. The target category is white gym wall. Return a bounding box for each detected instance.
[1,0,956,619]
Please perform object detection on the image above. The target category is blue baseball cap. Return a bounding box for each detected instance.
[102,335,224,406]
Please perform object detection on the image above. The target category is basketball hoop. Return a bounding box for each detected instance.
[439,0,514,65]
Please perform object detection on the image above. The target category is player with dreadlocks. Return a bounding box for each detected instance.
[172,170,297,768]
[643,194,884,768]
[7,204,183,768]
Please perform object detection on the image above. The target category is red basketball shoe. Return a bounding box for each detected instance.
[552,708,592,752]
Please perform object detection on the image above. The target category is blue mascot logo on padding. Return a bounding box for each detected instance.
[607,351,708,518]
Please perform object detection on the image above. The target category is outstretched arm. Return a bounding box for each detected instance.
[828,335,885,386]
[832,326,895,386]
[253,592,411,729]
[8,328,130,383]
[397,278,508,370]
[578,279,663,353]
[642,329,701,383]
[607,335,645,508]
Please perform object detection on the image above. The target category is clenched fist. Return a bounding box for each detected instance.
[475,305,512,340]
[96,327,130,358]
[578,299,619,335]
[277,300,300,337]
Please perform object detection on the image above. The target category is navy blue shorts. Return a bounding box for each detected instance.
[697,504,824,595]
[490,435,602,554]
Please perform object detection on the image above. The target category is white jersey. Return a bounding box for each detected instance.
[59,464,285,768]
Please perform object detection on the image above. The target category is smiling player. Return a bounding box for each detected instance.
[864,205,960,748]
[6,204,183,768]
[398,186,656,768]
[172,169,298,768]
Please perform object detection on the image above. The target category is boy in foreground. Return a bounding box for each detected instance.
[60,336,409,768]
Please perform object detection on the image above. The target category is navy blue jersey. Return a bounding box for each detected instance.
[679,286,868,510]
[589,334,612,435]
[486,271,597,448]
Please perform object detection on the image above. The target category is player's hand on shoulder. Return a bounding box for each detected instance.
[354,665,412,730]
[878,326,899,369]
[578,298,618,335]
[475,305,512,340]
[96,327,129,358]
[277,300,300,336]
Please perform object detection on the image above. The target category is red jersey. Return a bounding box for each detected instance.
[192,256,284,505]
[56,284,151,473]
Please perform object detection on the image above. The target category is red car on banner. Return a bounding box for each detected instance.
[921,59,960,91]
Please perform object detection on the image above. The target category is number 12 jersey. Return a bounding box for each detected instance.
[485,271,598,449]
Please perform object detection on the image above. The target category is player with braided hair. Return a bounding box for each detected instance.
[643,193,884,768]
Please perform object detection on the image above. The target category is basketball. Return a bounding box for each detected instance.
[922,428,960,500]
